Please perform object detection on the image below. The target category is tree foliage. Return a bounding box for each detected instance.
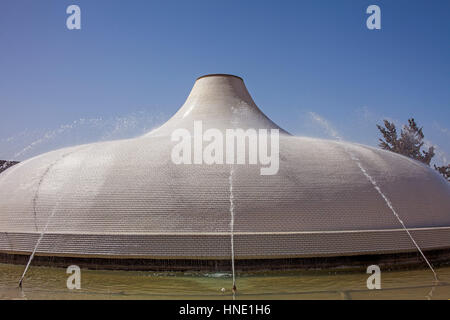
[377,118,449,181]
[376,118,435,165]
[0,160,19,174]
[434,164,450,182]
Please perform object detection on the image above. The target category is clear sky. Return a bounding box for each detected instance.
[0,0,449,165]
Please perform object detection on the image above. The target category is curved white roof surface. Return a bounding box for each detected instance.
[0,74,449,260]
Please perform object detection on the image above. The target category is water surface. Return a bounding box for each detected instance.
[1,263,450,300]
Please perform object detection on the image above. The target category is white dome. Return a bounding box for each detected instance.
[0,74,449,267]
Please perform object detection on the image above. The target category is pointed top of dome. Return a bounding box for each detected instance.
[146,74,288,136]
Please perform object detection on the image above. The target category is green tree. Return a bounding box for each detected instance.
[377,118,449,181]
[434,164,450,182]
[377,118,434,165]
[0,160,19,174]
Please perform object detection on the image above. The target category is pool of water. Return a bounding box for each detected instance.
[1,263,449,300]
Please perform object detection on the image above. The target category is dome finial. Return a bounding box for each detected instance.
[196,74,243,81]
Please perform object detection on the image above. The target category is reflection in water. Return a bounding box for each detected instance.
[1,264,449,300]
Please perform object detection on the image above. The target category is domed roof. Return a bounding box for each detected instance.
[0,74,449,261]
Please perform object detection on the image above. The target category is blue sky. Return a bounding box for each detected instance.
[0,0,449,164]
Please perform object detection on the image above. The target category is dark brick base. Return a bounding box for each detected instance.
[1,249,450,272]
